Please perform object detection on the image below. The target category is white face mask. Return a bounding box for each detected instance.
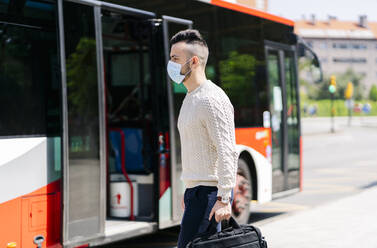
[167,58,192,84]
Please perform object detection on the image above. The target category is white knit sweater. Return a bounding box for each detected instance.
[177,79,238,199]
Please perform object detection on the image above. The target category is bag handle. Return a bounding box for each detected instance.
[227,216,241,229]
[188,217,243,246]
[205,216,219,235]
[206,216,241,235]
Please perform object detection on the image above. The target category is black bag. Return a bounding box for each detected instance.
[186,216,268,248]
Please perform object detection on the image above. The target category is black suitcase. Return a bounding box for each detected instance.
[186,216,268,248]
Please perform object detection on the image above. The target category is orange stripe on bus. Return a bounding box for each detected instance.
[0,180,61,248]
[210,0,294,27]
[235,127,271,157]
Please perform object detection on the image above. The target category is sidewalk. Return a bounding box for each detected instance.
[259,186,377,248]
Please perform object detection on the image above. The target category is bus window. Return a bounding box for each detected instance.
[284,51,300,189]
[0,1,62,247]
[266,49,285,194]
[214,10,266,128]
[0,3,61,137]
[103,10,156,222]
[102,10,154,126]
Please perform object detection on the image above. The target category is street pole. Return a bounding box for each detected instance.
[329,75,336,133]
[331,93,335,133]
[345,82,354,127]
[348,102,352,126]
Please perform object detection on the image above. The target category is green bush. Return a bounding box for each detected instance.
[369,85,377,101]
[301,100,377,117]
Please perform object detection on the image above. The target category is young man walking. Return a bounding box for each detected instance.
[167,29,238,248]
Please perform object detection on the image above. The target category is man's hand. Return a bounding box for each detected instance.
[208,200,231,222]
[181,195,185,210]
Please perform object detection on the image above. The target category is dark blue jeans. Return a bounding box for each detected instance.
[177,185,234,248]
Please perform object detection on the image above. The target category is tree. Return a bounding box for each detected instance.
[314,69,365,100]
[66,37,98,118]
[337,69,364,100]
[219,51,258,107]
[369,84,377,101]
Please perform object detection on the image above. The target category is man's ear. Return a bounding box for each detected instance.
[192,56,200,69]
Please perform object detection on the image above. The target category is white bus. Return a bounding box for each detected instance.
[0,0,320,247]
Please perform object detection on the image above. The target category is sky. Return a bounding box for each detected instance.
[268,0,377,22]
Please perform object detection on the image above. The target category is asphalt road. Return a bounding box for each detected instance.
[256,117,377,247]
[251,116,377,224]
[100,116,377,248]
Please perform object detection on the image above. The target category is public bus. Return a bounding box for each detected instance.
[0,0,321,247]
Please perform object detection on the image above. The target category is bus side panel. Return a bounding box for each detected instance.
[235,127,272,162]
[235,127,273,204]
[0,182,61,248]
[0,198,21,246]
[0,137,61,247]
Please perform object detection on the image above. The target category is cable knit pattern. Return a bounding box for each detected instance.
[177,79,238,199]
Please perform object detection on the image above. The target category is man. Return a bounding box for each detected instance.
[167,29,238,248]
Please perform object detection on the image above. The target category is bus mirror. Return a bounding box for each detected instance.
[297,37,323,84]
[312,57,319,67]
[310,65,322,84]
[297,43,305,57]
[286,33,298,44]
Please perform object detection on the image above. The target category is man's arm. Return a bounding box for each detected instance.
[201,95,238,200]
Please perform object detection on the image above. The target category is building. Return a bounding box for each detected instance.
[222,0,268,11]
[295,15,377,92]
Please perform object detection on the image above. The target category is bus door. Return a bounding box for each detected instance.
[160,15,193,229]
[60,0,156,245]
[265,41,301,196]
[101,1,160,232]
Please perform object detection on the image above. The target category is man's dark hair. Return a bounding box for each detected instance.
[170,29,208,48]
[170,29,209,67]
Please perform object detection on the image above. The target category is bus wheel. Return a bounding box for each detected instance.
[232,158,252,224]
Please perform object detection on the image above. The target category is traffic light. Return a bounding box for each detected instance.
[330,75,336,87]
[345,82,353,99]
[329,75,336,94]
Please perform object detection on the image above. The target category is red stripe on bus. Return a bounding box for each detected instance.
[109,128,135,221]
[210,0,294,27]
[74,244,89,248]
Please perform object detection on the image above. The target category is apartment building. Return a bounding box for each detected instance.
[295,15,377,91]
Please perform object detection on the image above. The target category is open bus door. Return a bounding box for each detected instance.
[59,0,159,246]
[265,41,301,197]
[159,15,193,229]
[59,1,105,243]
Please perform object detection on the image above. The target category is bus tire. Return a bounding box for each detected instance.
[232,158,252,224]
